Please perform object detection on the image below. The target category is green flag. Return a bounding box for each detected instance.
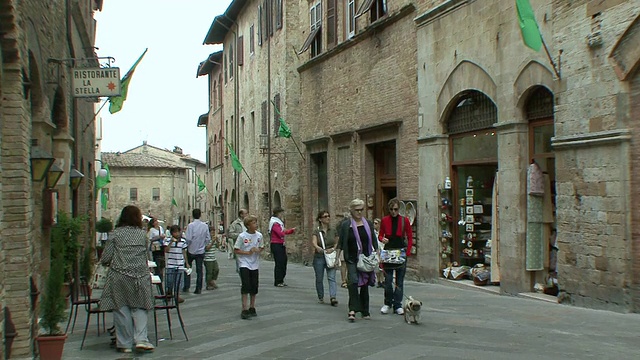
[197,176,206,192]
[171,198,178,207]
[96,164,111,189]
[516,0,542,51]
[225,140,244,173]
[271,100,292,138]
[109,48,148,114]
[101,189,108,210]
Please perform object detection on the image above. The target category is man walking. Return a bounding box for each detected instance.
[183,209,211,294]
[228,209,248,260]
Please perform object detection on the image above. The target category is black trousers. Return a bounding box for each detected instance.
[271,243,287,286]
[346,262,370,315]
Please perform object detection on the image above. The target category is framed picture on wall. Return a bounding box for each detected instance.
[466,206,474,214]
[465,215,474,223]
[465,224,474,232]
[474,205,484,214]
[466,196,474,205]
[465,189,474,196]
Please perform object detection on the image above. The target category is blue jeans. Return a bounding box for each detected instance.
[165,268,183,294]
[313,255,337,300]
[184,253,205,292]
[384,262,406,310]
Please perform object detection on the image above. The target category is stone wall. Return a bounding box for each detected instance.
[552,0,638,311]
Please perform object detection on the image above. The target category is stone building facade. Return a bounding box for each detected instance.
[101,142,206,228]
[416,0,639,313]
[0,0,102,356]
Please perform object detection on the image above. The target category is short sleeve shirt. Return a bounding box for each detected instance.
[234,231,264,270]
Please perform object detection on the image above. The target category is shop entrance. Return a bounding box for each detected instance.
[373,141,397,219]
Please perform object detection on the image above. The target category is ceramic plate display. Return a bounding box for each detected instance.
[398,201,407,217]
[406,202,416,225]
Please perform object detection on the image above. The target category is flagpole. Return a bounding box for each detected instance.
[289,135,306,161]
[82,98,109,134]
[541,36,561,79]
[241,167,252,182]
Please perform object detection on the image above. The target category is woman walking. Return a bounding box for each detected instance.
[100,205,155,353]
[338,199,378,322]
[311,210,339,306]
[269,207,296,287]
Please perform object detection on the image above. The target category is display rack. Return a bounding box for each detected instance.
[438,183,453,270]
[458,176,491,267]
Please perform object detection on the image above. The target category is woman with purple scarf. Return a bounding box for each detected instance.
[337,198,378,322]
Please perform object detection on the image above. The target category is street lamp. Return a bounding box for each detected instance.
[46,163,64,189]
[30,147,54,181]
[69,168,85,190]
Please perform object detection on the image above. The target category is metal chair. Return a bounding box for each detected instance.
[65,278,100,334]
[80,279,110,350]
[153,270,188,346]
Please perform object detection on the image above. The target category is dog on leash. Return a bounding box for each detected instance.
[402,296,422,324]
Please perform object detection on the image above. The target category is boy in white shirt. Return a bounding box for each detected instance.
[234,215,264,320]
[164,225,190,302]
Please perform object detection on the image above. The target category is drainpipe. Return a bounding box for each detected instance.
[66,0,79,216]
[266,4,272,215]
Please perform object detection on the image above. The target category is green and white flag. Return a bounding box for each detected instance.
[108,48,148,114]
[516,0,542,51]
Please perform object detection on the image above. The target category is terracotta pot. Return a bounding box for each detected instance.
[36,334,67,360]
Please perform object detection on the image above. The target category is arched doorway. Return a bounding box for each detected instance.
[446,90,498,267]
[525,86,557,290]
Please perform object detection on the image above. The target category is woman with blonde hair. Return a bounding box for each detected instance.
[338,199,378,322]
[311,210,339,306]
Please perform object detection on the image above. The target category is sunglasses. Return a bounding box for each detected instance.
[353,208,364,212]
[321,214,331,218]
[390,207,399,211]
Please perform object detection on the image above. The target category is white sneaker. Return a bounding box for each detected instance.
[396,307,404,315]
[380,305,391,314]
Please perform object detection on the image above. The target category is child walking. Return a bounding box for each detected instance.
[205,226,220,290]
[234,215,264,320]
[164,225,190,303]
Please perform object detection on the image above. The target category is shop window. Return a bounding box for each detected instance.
[452,131,497,162]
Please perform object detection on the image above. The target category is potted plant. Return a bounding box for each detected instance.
[95,218,112,258]
[36,222,69,360]
[79,246,95,284]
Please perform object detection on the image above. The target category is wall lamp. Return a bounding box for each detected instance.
[30,147,54,181]
[69,168,85,190]
[46,163,64,189]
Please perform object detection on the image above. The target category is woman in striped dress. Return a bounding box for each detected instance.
[100,205,155,353]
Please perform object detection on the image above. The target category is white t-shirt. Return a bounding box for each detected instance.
[234,231,264,270]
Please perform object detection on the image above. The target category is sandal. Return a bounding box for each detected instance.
[348,311,356,322]
[341,282,348,288]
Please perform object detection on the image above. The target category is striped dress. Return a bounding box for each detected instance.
[99,226,154,311]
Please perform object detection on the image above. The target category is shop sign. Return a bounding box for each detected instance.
[72,67,121,97]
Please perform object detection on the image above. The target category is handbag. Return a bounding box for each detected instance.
[318,230,337,269]
[357,253,379,272]
[380,248,406,264]
[91,263,109,289]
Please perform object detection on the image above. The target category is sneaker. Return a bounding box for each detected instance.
[249,307,257,317]
[241,310,251,320]
[318,298,324,304]
[135,341,155,351]
[117,348,132,353]
[380,305,391,314]
[395,307,405,315]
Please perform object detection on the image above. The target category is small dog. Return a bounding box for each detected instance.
[402,296,422,324]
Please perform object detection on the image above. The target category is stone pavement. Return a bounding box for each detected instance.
[62,252,640,360]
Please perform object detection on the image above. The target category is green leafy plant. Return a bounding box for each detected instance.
[55,212,87,282]
[40,223,68,334]
[79,246,95,283]
[95,217,113,234]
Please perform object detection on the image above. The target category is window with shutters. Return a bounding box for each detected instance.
[371,0,387,22]
[258,5,263,46]
[273,93,281,137]
[152,188,160,201]
[310,3,322,57]
[276,0,283,30]
[327,0,337,48]
[261,100,268,135]
[224,53,228,84]
[130,188,138,201]
[237,36,244,66]
[229,43,234,79]
[346,0,355,39]
[250,25,255,54]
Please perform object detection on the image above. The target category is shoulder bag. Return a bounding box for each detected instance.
[318,229,337,269]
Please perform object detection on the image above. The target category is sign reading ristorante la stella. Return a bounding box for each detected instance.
[72,67,121,97]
